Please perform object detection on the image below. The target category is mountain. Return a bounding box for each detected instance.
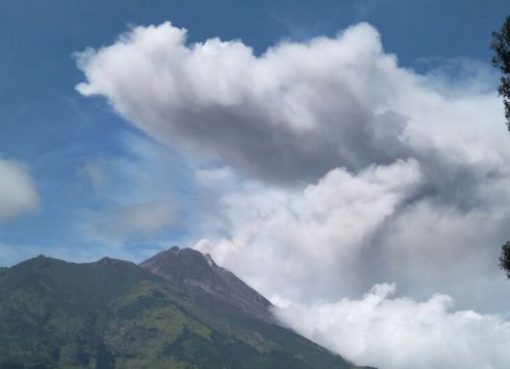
[0,249,375,369]
[140,246,274,324]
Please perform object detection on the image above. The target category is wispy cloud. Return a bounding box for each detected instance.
[77,133,191,246]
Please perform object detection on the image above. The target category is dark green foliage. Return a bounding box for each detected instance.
[0,256,371,369]
[492,18,510,278]
[95,343,115,369]
[499,241,510,277]
[492,15,510,130]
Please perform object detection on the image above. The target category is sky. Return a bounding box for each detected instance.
[2,1,510,368]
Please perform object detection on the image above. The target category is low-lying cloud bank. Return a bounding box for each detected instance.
[77,22,510,369]
[275,284,510,369]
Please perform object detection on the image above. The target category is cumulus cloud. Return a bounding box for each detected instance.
[76,22,415,184]
[0,159,39,220]
[76,22,510,368]
[196,159,422,301]
[275,284,510,369]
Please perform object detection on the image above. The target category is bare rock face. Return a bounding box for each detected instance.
[140,246,275,323]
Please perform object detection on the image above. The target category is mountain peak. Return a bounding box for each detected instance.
[14,254,65,270]
[0,252,371,369]
[204,252,217,267]
[140,246,274,323]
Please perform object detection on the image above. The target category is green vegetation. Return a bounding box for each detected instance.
[492,15,510,277]
[499,241,510,278]
[0,256,372,369]
[492,15,510,130]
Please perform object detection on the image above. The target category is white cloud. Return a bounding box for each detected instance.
[275,284,510,369]
[76,21,510,368]
[0,159,39,220]
[196,159,422,301]
[76,22,414,183]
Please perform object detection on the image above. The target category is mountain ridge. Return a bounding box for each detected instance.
[0,248,375,369]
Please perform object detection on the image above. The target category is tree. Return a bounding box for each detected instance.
[493,17,510,278]
[500,241,510,278]
[491,15,510,130]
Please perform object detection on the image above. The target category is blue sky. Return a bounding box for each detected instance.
[4,2,510,368]
[1,0,508,264]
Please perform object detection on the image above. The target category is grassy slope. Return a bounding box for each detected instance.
[0,256,373,369]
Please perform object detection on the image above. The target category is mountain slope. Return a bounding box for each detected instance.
[0,251,375,369]
[140,246,274,323]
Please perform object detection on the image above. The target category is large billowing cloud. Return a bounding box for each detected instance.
[193,157,510,313]
[76,22,415,184]
[76,22,510,368]
[0,159,39,220]
[195,159,422,302]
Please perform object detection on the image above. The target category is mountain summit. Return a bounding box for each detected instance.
[140,246,274,323]
[0,250,375,369]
